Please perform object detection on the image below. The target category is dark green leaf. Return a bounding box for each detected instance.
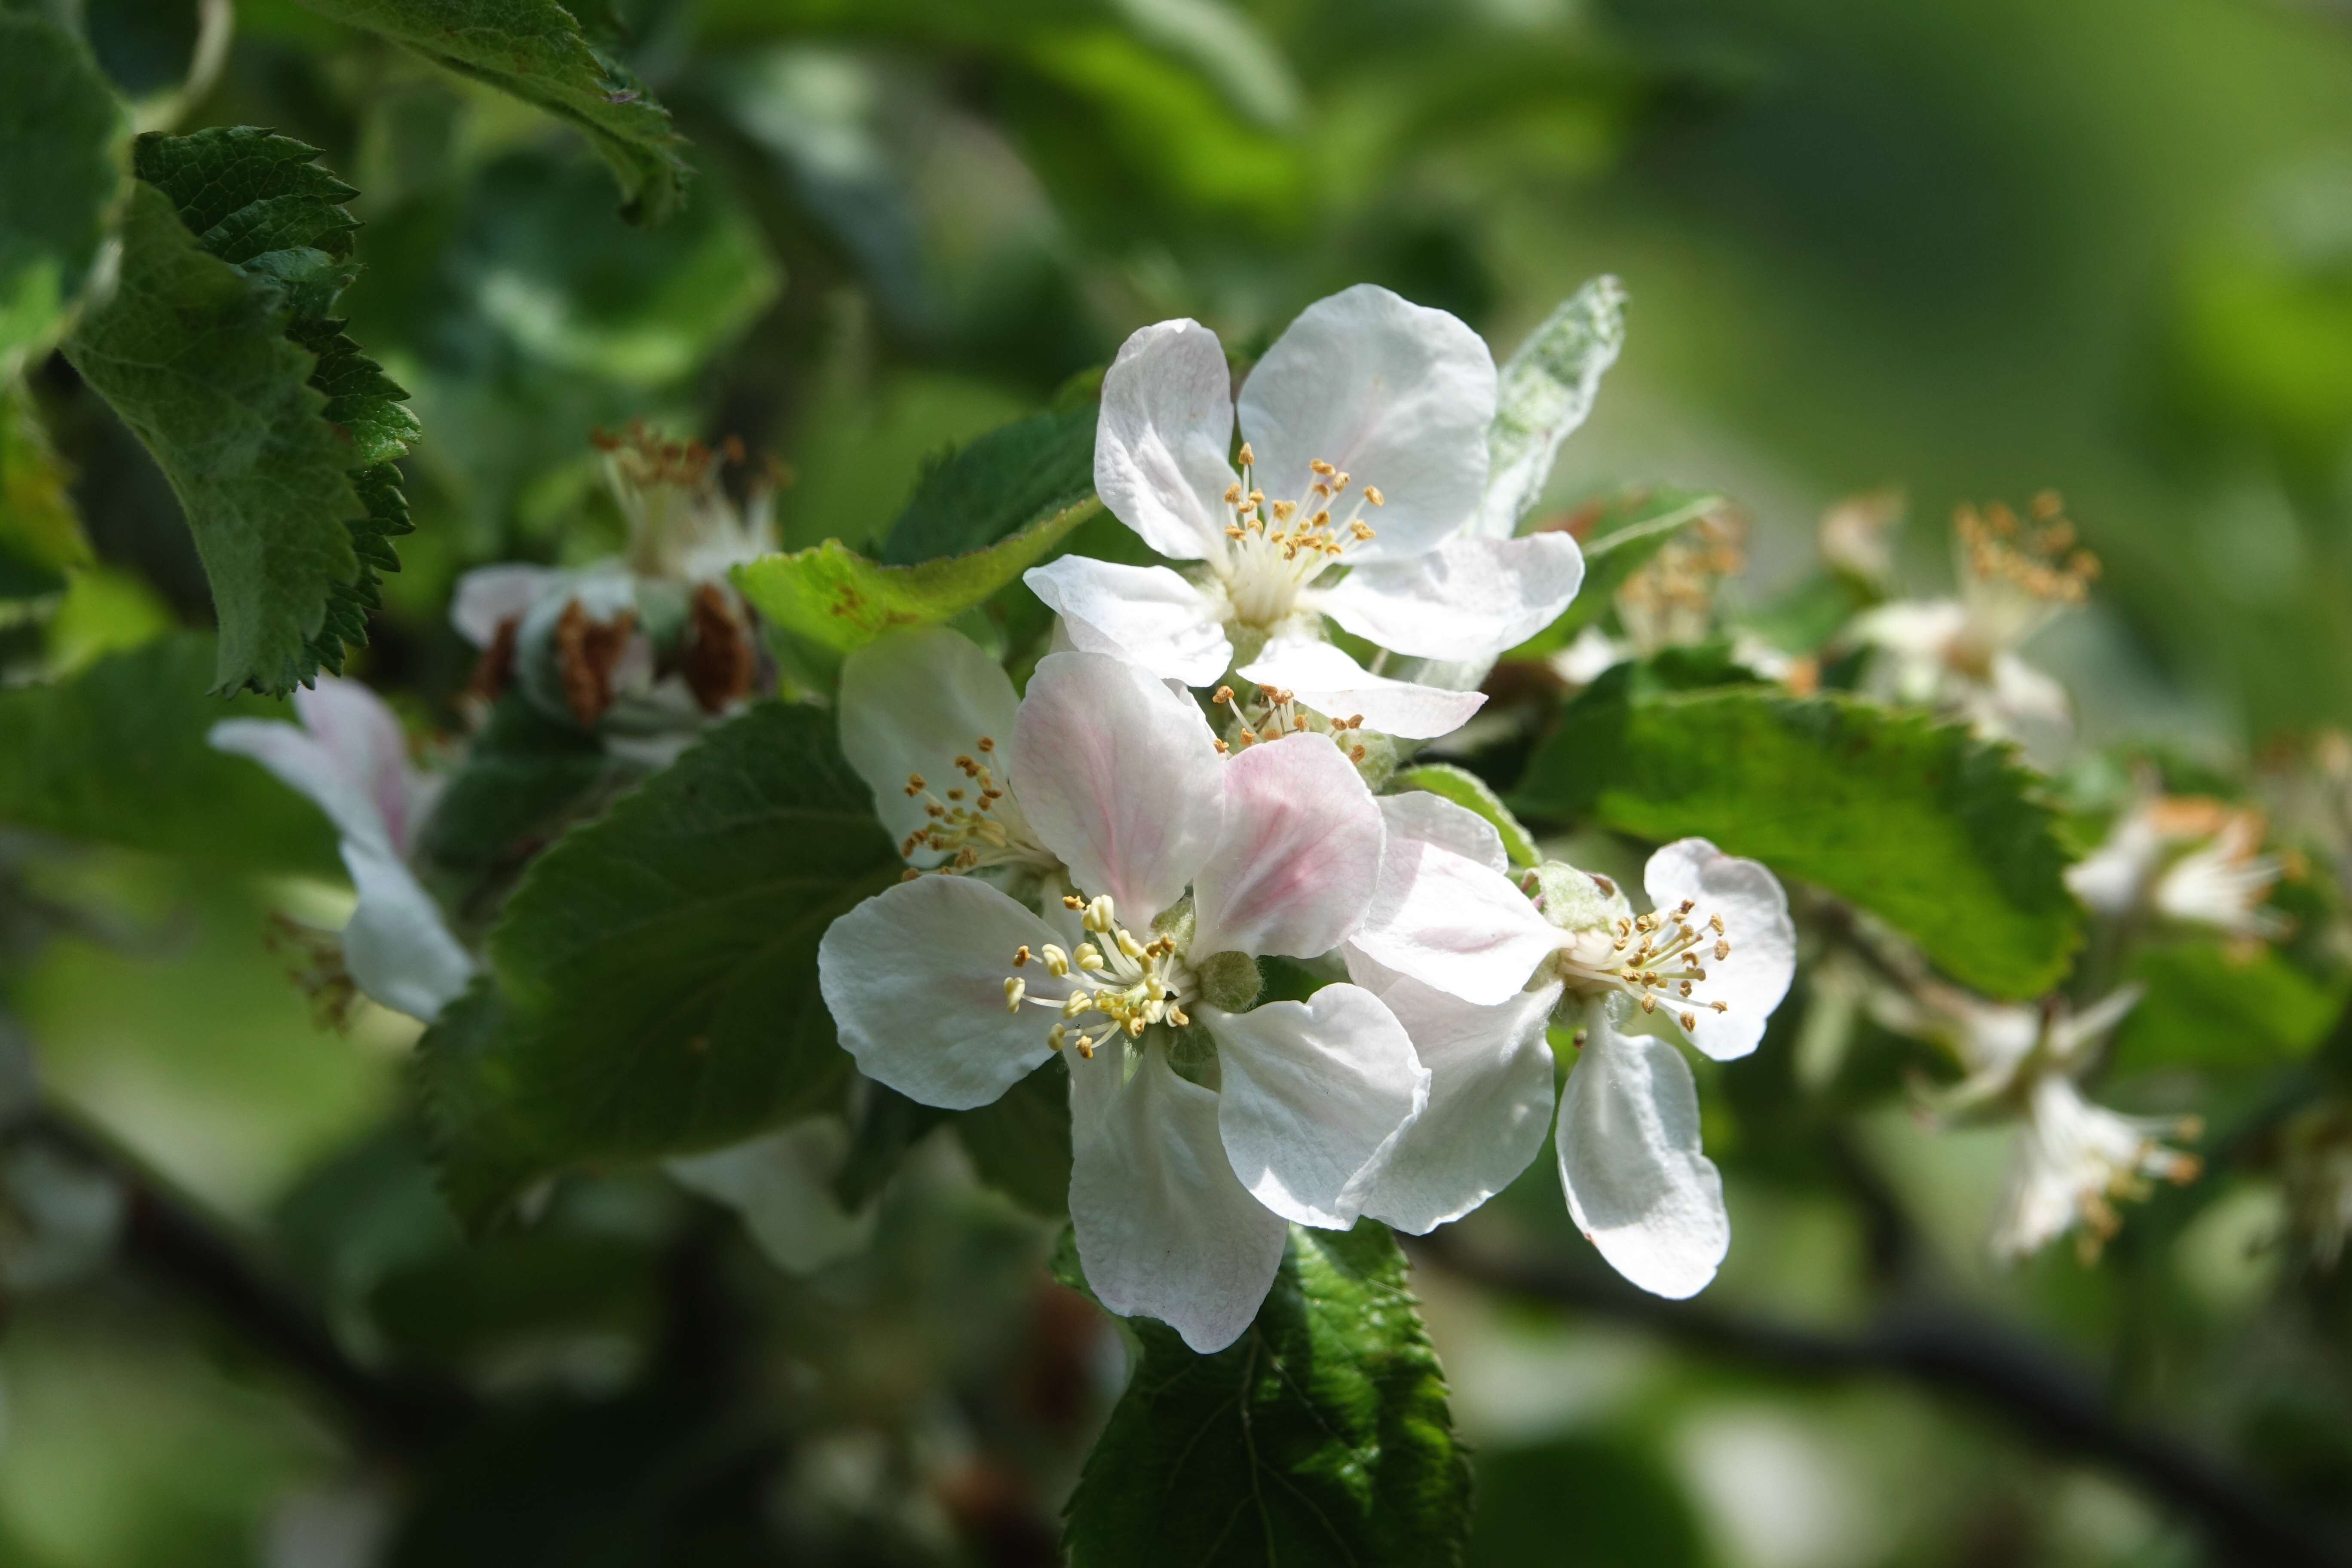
[833,1079,953,1211]
[735,494,1100,655]
[1063,1220,1473,1568]
[2110,941,2349,1075]
[415,690,619,881]
[876,399,1098,564]
[416,703,900,1229]
[953,1054,1072,1217]
[0,633,341,875]
[0,12,126,372]
[293,0,691,225]
[1515,673,2082,997]
[1391,762,1540,867]
[1503,487,1729,660]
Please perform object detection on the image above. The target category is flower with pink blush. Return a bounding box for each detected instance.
[818,650,1429,1351]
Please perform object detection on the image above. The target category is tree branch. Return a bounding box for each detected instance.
[1409,1231,2347,1568]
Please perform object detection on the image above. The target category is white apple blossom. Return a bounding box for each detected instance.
[1339,804,1795,1298]
[1023,285,1586,738]
[2066,793,2286,942]
[209,678,475,1023]
[818,649,1433,1352]
[1870,982,2200,1262]
[1850,494,2094,745]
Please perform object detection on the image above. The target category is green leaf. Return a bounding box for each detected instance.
[414,690,619,882]
[416,703,900,1229]
[1514,674,2082,997]
[875,399,1097,565]
[1391,762,1540,868]
[2110,941,2350,1075]
[735,495,1101,655]
[1063,1219,1473,1568]
[1503,487,1727,660]
[953,1054,1072,1216]
[0,633,340,875]
[0,382,90,600]
[1478,276,1626,536]
[293,0,691,226]
[0,12,126,376]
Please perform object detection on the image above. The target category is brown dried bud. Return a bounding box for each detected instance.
[468,616,521,703]
[682,583,755,714]
[554,599,637,726]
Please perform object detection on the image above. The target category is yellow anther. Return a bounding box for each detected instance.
[1075,1036,1096,1060]
[1349,744,1366,762]
[1062,992,1092,1018]
[1167,1004,1189,1028]
[1116,929,1146,959]
[1224,482,1243,505]
[1350,521,1375,540]
[1074,943,1105,971]
[946,788,964,801]
[1710,999,1729,1013]
[1014,945,1031,967]
[1681,1011,1697,1030]
[977,736,995,753]
[1048,1024,1066,1050]
[1213,686,1235,705]
[1126,1017,1146,1038]
[1238,442,1255,467]
[1004,977,1026,1012]
[1041,944,1070,977]
[1272,500,1296,521]
[1365,486,1384,506]
[1715,939,1730,960]
[1063,895,1084,910]
[1310,459,1336,475]
[1085,895,1116,931]
[1214,738,1230,755]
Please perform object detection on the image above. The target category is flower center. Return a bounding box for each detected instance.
[898,734,1056,876]
[594,421,781,584]
[1001,896,1196,1059]
[1208,683,1372,763]
[1213,445,1382,631]
[1952,492,2098,661]
[1551,899,1737,1033]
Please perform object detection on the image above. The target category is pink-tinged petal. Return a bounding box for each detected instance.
[1379,792,1506,875]
[1203,983,1429,1228]
[1236,639,1484,741]
[1317,533,1585,661]
[1642,838,1795,1062]
[1070,1039,1289,1353]
[1556,1011,1727,1298]
[666,1119,875,1275]
[1011,652,1224,919]
[292,676,425,855]
[1236,284,1495,564]
[1343,951,1561,1233]
[1024,556,1233,686]
[1349,836,1562,1005]
[816,876,1066,1109]
[211,714,395,856]
[450,563,562,648]
[1190,733,1383,959]
[839,626,1021,862]
[339,839,475,1022]
[1096,319,1240,562]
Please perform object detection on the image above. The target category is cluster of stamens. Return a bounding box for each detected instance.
[898,735,1049,875]
[591,421,785,581]
[1208,684,1370,763]
[1216,444,1381,626]
[1956,492,2100,607]
[1616,511,1746,652]
[1000,896,1192,1059]
[1550,897,1735,1032]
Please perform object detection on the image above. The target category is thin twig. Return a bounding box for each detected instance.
[1409,1231,2348,1568]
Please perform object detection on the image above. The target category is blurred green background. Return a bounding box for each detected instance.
[9,0,2352,1563]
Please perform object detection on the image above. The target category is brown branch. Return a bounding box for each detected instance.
[1409,1231,2348,1568]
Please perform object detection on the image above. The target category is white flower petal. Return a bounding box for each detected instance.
[450,563,562,648]
[1348,835,1562,1005]
[1342,951,1560,1233]
[1237,639,1485,741]
[1379,792,1507,875]
[816,876,1065,1110]
[1070,1039,1289,1353]
[1642,838,1795,1062]
[1202,983,1428,1230]
[211,712,394,855]
[338,839,475,1022]
[1011,652,1225,919]
[1237,284,1496,564]
[1023,556,1233,686]
[1556,1018,1727,1298]
[1096,318,1240,561]
[1317,534,1585,662]
[839,625,1021,859]
[1190,733,1384,959]
[666,1118,875,1274]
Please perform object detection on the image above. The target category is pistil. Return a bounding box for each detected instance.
[1553,900,1737,1032]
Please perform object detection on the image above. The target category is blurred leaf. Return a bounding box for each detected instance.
[0,633,340,875]
[132,127,420,683]
[417,703,898,1229]
[370,1232,658,1361]
[953,1054,1072,1216]
[876,399,1098,565]
[0,11,126,376]
[1390,762,1540,867]
[415,689,619,882]
[833,1079,952,1211]
[1062,1219,1472,1568]
[2110,941,2350,1075]
[1468,1432,1704,1568]
[1478,276,1626,537]
[1503,487,1727,659]
[292,0,692,226]
[0,383,91,600]
[735,495,1100,655]
[1515,671,2082,997]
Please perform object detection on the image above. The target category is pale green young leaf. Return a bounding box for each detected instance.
[293,0,691,225]
[1391,762,1540,867]
[1514,674,2082,997]
[0,12,126,376]
[416,703,899,1230]
[1061,1220,1473,1567]
[1475,276,1626,538]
